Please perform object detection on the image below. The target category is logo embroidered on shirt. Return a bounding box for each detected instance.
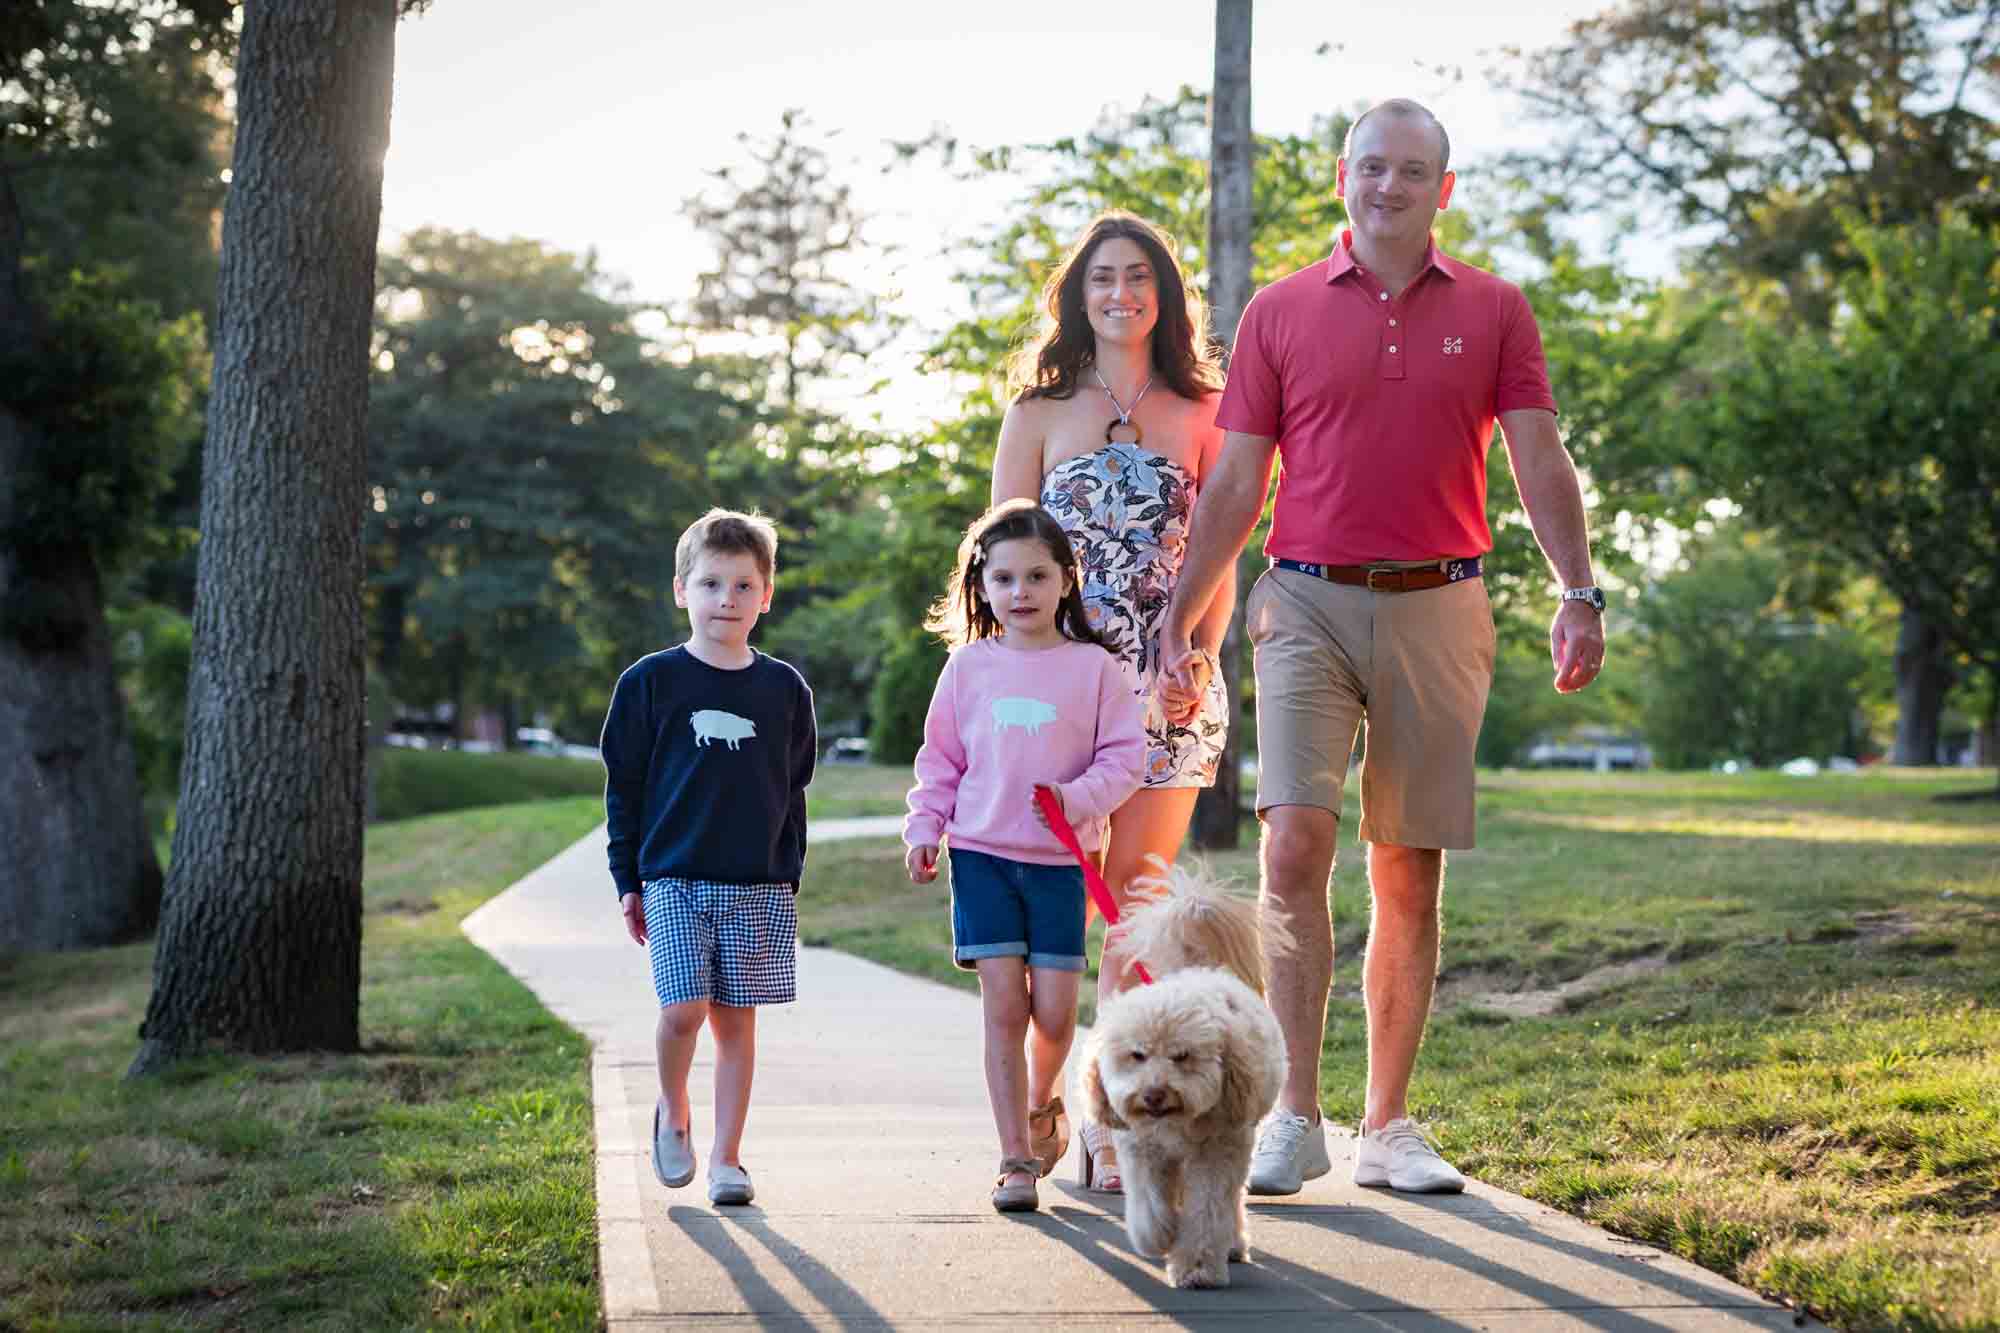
[1442,336,1464,356]
[690,709,756,750]
[991,697,1058,737]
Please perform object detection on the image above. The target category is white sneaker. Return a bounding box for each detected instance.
[708,1163,755,1206]
[1246,1110,1332,1195]
[1352,1117,1465,1193]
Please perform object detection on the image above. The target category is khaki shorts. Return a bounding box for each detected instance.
[1247,565,1495,849]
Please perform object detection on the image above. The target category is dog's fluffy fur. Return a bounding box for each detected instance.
[1080,861,1287,1288]
[1108,857,1295,997]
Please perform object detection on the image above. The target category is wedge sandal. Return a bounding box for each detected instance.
[1077,1119,1122,1194]
[1027,1095,1070,1178]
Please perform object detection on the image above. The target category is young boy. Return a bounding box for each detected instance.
[601,508,816,1206]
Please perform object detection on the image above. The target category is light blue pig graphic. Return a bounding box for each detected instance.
[991,696,1058,737]
[691,709,756,750]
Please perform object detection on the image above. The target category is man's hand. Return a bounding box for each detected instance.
[619,890,647,946]
[906,844,939,884]
[1550,602,1606,694]
[1159,643,1213,725]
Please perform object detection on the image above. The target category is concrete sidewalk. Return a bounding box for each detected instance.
[464,822,1818,1330]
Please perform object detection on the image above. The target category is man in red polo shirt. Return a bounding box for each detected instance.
[1161,99,1606,1196]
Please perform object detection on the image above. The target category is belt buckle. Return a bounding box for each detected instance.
[1365,567,1397,592]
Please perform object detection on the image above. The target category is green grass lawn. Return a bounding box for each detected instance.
[802,766,2000,1332]
[1,797,607,1330]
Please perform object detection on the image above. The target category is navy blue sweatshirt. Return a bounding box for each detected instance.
[600,647,816,900]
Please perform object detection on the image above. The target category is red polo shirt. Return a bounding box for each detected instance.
[1216,231,1557,566]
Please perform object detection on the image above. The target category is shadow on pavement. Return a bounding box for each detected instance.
[666,1204,889,1329]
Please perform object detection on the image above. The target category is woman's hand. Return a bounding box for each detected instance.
[1160,645,1215,725]
[906,844,939,884]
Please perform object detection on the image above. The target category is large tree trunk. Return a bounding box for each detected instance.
[0,177,161,951]
[0,445,162,951]
[1192,0,1253,851]
[1892,605,1952,765]
[132,0,396,1074]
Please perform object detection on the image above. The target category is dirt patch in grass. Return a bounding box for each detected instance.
[370,898,440,917]
[1443,950,1670,1018]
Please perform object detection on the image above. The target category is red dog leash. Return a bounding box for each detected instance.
[1034,785,1153,986]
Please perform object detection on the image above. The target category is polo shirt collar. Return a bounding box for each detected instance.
[1325,229,1457,284]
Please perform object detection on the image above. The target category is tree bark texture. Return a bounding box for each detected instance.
[1892,605,1952,766]
[133,0,396,1073]
[0,415,162,951]
[1192,0,1253,851]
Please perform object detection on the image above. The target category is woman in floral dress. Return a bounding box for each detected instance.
[990,211,1235,1195]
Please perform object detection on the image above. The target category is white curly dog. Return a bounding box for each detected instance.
[1079,862,1288,1289]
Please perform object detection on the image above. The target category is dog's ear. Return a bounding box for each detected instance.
[1212,998,1266,1128]
[1080,1044,1124,1130]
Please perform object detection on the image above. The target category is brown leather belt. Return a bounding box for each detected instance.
[1271,555,1483,593]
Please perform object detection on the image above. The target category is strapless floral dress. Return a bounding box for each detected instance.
[1040,441,1227,789]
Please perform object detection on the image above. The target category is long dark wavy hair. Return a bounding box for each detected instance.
[1007,210,1225,404]
[925,500,1114,651]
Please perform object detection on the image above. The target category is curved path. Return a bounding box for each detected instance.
[463,822,1817,1330]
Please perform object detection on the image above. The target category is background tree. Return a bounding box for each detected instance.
[1630,527,1875,769]
[0,0,228,951]
[1708,212,1999,788]
[1194,0,1252,848]
[683,108,885,412]
[1503,0,2000,759]
[133,0,398,1073]
[366,229,747,741]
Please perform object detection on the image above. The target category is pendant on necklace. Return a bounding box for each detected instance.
[1105,416,1143,446]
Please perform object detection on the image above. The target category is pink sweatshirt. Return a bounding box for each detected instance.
[904,637,1146,865]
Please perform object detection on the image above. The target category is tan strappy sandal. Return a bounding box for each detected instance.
[1077,1120,1122,1194]
[1027,1096,1070,1178]
[992,1155,1041,1212]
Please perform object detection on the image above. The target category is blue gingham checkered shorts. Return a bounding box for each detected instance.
[642,877,798,1007]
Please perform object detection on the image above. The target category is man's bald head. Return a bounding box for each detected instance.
[1345,99,1451,175]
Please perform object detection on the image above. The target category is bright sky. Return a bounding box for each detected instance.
[382,0,1611,428]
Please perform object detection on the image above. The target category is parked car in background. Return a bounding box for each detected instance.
[1524,727,1652,771]
[825,737,870,764]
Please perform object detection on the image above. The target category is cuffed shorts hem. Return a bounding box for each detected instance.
[955,941,1027,965]
[1027,951,1087,973]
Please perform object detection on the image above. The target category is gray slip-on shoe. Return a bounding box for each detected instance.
[652,1104,695,1188]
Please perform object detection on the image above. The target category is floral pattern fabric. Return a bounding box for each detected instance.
[1041,442,1227,789]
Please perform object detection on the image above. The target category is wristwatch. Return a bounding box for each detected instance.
[1561,586,1606,613]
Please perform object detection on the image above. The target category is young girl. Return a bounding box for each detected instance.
[903,499,1147,1214]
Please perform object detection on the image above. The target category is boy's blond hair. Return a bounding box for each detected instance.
[674,507,779,586]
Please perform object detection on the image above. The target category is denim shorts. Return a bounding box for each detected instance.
[947,847,1086,973]
[642,877,798,1007]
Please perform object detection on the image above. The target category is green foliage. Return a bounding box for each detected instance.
[1703,212,1999,680]
[868,629,947,766]
[368,749,606,825]
[1502,0,1999,303]
[683,108,891,409]
[1632,528,1875,769]
[366,229,748,719]
[107,600,192,800]
[0,268,205,644]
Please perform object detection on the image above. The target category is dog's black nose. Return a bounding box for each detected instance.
[1142,1088,1174,1114]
